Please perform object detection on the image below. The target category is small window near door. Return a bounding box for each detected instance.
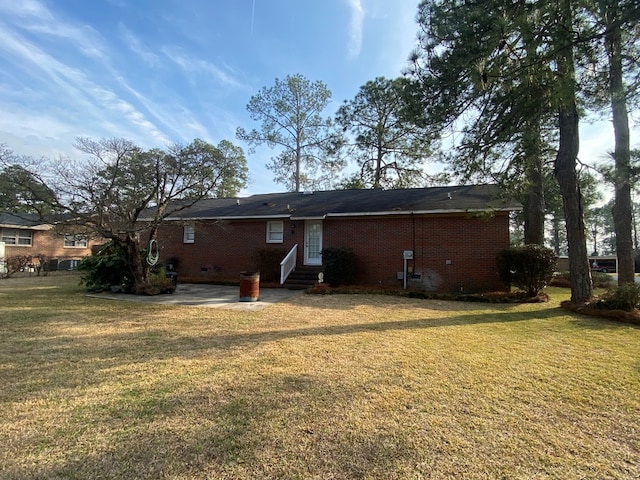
[266,221,284,243]
[183,225,195,243]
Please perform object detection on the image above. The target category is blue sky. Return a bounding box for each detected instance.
[0,0,634,196]
[0,0,419,194]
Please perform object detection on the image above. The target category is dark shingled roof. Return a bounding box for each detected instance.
[0,212,50,229]
[162,184,521,221]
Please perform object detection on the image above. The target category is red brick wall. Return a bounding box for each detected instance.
[156,212,510,292]
[322,213,509,292]
[154,219,301,282]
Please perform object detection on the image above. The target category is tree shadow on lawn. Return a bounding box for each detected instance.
[6,371,448,480]
[201,306,567,348]
[567,315,640,331]
[4,304,639,479]
[0,306,562,400]
[4,301,634,408]
[43,305,576,371]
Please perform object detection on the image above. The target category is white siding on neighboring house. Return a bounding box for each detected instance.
[0,242,6,274]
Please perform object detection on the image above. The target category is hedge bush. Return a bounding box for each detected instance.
[79,243,129,292]
[321,247,356,286]
[497,244,557,296]
[253,247,287,283]
[594,282,640,311]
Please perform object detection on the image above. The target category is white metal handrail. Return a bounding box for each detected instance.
[280,244,298,284]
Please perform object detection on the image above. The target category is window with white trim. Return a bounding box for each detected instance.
[183,225,195,243]
[1,228,32,246]
[266,221,284,243]
[64,234,88,248]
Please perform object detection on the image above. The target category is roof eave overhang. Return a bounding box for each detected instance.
[0,223,52,230]
[151,206,520,222]
[289,215,327,220]
[325,207,520,217]
[160,214,292,222]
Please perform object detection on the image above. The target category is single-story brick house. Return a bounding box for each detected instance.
[150,184,521,292]
[0,212,102,272]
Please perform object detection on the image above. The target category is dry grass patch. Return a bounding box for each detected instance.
[0,274,638,479]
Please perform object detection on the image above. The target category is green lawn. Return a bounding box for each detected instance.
[0,273,638,479]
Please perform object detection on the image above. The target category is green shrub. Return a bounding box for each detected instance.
[79,243,129,292]
[145,267,175,295]
[497,244,557,296]
[550,270,614,289]
[253,247,287,283]
[321,247,356,286]
[594,283,640,311]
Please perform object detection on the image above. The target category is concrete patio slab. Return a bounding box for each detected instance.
[88,283,304,311]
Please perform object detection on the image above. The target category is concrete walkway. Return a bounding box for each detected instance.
[88,283,304,311]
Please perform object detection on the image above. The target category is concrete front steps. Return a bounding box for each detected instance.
[284,266,324,290]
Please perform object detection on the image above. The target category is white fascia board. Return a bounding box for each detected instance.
[0,223,52,230]
[156,207,520,222]
[325,207,520,217]
[161,214,292,222]
[289,215,327,221]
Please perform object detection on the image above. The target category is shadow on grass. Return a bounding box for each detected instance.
[0,278,629,404]
[194,306,566,348]
[4,371,435,480]
[2,282,635,408]
[3,287,640,478]
[0,305,564,402]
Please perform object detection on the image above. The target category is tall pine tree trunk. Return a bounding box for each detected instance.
[552,216,562,255]
[604,0,634,284]
[523,122,545,245]
[554,0,593,303]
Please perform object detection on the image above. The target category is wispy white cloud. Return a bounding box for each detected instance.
[118,23,161,67]
[0,0,53,21]
[161,46,246,89]
[0,0,106,60]
[27,22,106,60]
[109,68,242,145]
[0,0,253,161]
[0,19,170,148]
[0,25,97,107]
[87,85,172,144]
[0,0,216,151]
[345,0,364,59]
[0,101,73,140]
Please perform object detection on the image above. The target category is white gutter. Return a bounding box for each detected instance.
[150,207,520,222]
[324,207,519,217]
[150,214,292,222]
[289,215,327,220]
[0,223,52,230]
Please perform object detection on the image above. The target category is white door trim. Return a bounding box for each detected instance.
[304,220,323,265]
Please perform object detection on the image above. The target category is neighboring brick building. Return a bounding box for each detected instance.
[150,185,521,293]
[0,213,103,272]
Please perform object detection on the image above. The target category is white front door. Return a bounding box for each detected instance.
[304,220,323,265]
